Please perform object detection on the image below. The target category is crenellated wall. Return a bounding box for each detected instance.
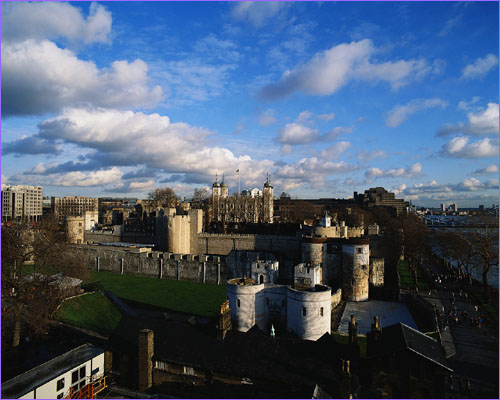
[71,244,225,285]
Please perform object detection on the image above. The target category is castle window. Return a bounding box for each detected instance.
[302,307,307,317]
[320,307,324,316]
[237,299,240,308]
[307,267,310,274]
[357,248,363,254]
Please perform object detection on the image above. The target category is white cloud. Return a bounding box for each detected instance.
[402,178,499,200]
[323,126,353,140]
[440,136,498,158]
[277,123,319,145]
[156,59,236,105]
[461,54,499,79]
[21,167,124,187]
[258,109,277,126]
[259,39,432,100]
[457,96,480,111]
[297,110,313,123]
[1,2,112,44]
[317,113,335,121]
[365,162,422,181]
[231,2,289,28]
[385,98,448,127]
[474,164,498,175]
[193,34,240,63]
[319,142,351,160]
[1,40,163,116]
[274,157,356,189]
[357,150,388,162]
[11,108,278,191]
[438,14,462,37]
[437,103,499,136]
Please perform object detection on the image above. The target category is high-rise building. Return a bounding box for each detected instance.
[1,185,43,222]
[452,203,458,212]
[52,196,98,222]
[440,203,446,212]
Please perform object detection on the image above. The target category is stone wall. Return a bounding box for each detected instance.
[369,257,385,287]
[71,244,225,285]
[331,288,342,309]
[196,233,300,258]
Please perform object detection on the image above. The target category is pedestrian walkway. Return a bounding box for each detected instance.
[423,260,499,398]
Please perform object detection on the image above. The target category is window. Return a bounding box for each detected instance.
[79,366,86,379]
[302,307,307,316]
[56,378,65,391]
[237,299,240,308]
[72,370,79,384]
[57,393,64,399]
[91,367,99,375]
[357,248,363,254]
[320,307,324,316]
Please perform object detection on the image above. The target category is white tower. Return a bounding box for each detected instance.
[263,173,274,223]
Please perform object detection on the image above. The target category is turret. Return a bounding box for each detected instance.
[263,173,274,223]
[220,174,228,198]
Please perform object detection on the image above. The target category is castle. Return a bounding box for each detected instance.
[210,174,273,224]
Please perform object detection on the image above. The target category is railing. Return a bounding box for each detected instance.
[65,375,107,399]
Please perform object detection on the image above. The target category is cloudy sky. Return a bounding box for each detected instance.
[1,1,498,207]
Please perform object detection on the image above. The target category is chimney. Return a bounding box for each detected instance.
[348,315,357,345]
[367,315,382,356]
[138,329,154,391]
[217,300,232,340]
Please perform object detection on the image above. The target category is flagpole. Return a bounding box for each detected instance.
[238,169,240,196]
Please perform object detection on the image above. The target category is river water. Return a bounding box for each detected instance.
[425,215,499,288]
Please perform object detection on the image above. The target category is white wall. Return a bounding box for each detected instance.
[287,286,331,341]
[18,352,104,399]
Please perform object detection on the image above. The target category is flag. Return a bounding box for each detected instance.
[236,169,239,173]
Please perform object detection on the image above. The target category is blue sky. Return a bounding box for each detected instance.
[1,1,499,207]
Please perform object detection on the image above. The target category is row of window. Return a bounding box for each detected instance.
[55,365,99,398]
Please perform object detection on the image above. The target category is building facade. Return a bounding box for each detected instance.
[1,185,43,222]
[52,196,98,221]
[210,175,274,224]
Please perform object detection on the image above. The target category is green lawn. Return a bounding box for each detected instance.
[56,292,122,336]
[89,271,227,317]
[398,260,429,290]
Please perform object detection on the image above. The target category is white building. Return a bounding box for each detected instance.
[1,185,43,222]
[227,278,331,341]
[251,260,279,284]
[1,344,105,399]
[294,263,322,288]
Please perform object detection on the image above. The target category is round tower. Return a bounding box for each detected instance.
[342,239,370,301]
[226,277,262,331]
[286,284,331,340]
[212,174,221,222]
[263,173,273,223]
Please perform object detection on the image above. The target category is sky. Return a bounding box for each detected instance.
[1,1,499,208]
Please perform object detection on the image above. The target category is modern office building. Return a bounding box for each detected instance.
[1,185,43,222]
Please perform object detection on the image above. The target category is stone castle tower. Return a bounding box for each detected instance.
[263,173,274,223]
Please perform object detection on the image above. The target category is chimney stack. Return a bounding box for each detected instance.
[138,329,154,391]
[348,315,357,345]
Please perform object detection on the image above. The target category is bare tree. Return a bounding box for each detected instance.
[471,216,499,301]
[192,187,209,209]
[1,221,88,348]
[147,187,179,209]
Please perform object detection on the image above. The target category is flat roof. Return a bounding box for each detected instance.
[1,344,104,399]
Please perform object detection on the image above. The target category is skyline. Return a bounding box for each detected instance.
[1,1,499,207]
